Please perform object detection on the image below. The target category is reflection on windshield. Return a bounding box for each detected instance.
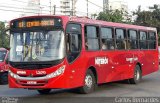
[10,30,65,62]
[0,51,6,62]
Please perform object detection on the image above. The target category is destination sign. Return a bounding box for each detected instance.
[11,17,62,28]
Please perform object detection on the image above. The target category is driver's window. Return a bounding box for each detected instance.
[70,34,81,52]
[66,23,82,63]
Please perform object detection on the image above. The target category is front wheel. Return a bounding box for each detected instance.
[78,69,96,94]
[37,89,51,95]
[129,65,142,84]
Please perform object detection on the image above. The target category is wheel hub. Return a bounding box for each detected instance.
[85,75,93,88]
[135,69,140,80]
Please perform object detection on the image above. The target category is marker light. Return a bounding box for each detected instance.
[8,70,18,79]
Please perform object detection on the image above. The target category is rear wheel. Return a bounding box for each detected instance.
[0,72,8,85]
[37,89,51,95]
[129,65,142,84]
[78,69,96,94]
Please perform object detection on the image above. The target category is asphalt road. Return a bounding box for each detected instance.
[0,70,160,103]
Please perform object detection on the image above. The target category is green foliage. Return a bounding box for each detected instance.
[0,21,9,48]
[133,5,160,45]
[97,10,124,23]
[97,9,133,25]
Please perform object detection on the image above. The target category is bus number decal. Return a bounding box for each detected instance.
[95,57,108,65]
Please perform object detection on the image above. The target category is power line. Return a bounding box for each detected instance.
[0,0,102,18]
[11,0,50,8]
[87,0,103,9]
[0,8,49,15]
[76,10,93,15]
[0,5,50,12]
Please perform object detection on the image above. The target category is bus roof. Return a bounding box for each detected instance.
[69,16,157,32]
[10,15,69,22]
[10,15,157,32]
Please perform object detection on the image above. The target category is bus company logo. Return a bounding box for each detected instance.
[126,57,138,63]
[17,71,26,75]
[95,57,108,65]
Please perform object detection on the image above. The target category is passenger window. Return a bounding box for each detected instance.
[148,32,156,49]
[140,31,148,49]
[128,30,138,49]
[101,27,114,50]
[85,26,100,50]
[115,29,126,50]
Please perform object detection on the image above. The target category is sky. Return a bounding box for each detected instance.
[0,0,160,22]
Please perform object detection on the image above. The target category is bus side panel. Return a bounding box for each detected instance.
[104,51,134,82]
[140,50,159,76]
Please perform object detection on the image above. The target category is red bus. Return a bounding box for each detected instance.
[8,15,159,94]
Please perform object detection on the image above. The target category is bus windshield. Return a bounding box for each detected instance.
[10,30,65,62]
[0,51,6,62]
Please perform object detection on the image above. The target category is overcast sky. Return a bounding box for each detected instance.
[0,0,160,21]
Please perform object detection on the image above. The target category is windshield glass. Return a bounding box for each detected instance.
[0,51,7,62]
[10,30,65,62]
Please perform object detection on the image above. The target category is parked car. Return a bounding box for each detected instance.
[0,48,9,84]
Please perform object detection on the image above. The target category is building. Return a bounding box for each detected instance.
[108,0,130,21]
[20,0,102,17]
[103,0,109,12]
[109,1,128,13]
[60,0,71,15]
[21,0,40,17]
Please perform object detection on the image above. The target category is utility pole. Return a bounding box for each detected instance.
[71,0,74,16]
[53,5,56,15]
[87,0,88,17]
[49,0,52,14]
[38,1,41,15]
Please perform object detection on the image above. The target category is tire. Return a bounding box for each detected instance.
[78,69,96,94]
[0,72,8,85]
[37,89,51,95]
[129,65,142,84]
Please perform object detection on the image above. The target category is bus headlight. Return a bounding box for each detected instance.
[8,70,18,79]
[8,65,66,80]
[46,65,66,79]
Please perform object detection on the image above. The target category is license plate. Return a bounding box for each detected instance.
[27,81,37,84]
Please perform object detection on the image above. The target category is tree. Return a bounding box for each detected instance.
[134,5,160,32]
[0,21,9,48]
[97,9,132,24]
[97,9,124,23]
[133,4,160,45]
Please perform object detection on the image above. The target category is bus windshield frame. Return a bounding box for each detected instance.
[0,50,7,62]
[9,26,66,63]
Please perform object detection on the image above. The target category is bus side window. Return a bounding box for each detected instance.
[115,28,126,50]
[101,27,114,50]
[148,32,156,49]
[128,30,138,49]
[85,25,100,51]
[139,31,148,49]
